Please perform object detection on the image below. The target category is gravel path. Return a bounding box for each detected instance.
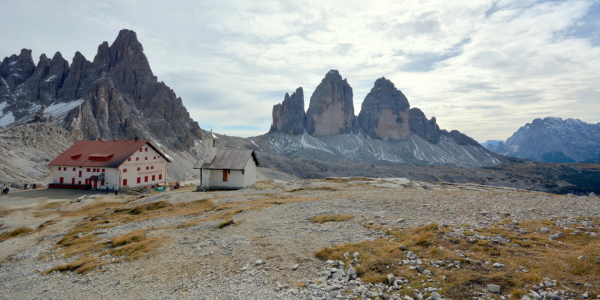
[1,178,599,299]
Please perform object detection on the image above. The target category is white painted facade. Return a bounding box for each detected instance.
[197,134,257,189]
[50,143,168,190]
[206,157,257,188]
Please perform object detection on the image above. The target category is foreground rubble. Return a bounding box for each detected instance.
[1,178,599,299]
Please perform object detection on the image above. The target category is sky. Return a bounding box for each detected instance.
[1,0,599,143]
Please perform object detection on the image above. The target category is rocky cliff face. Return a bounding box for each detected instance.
[409,108,441,144]
[305,70,354,136]
[0,29,203,179]
[265,71,493,167]
[269,87,305,135]
[358,77,410,140]
[485,117,600,163]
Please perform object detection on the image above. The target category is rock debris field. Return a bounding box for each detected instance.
[1,178,599,300]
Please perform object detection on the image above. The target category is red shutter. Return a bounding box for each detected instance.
[137,177,141,184]
[59,177,64,183]
[144,176,148,182]
[123,179,128,186]
[152,175,155,181]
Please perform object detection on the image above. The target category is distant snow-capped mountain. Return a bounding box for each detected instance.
[484,117,600,163]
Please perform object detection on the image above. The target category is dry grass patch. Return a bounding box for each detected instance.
[40,201,62,210]
[325,177,375,183]
[218,218,234,228]
[187,195,319,227]
[315,219,600,299]
[37,219,59,230]
[0,206,9,217]
[104,230,161,259]
[311,214,355,223]
[255,180,277,189]
[290,186,339,192]
[43,256,107,274]
[44,199,216,274]
[0,227,34,242]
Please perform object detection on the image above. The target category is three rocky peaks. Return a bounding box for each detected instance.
[270,69,477,146]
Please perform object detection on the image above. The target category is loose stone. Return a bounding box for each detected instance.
[487,284,501,294]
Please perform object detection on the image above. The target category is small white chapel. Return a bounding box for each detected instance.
[193,133,259,190]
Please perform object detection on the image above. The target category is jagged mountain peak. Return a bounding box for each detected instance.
[0,29,203,179]
[51,51,65,61]
[305,70,354,136]
[265,71,498,167]
[358,76,410,140]
[270,87,305,135]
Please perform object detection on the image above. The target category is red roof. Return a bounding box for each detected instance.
[49,140,171,168]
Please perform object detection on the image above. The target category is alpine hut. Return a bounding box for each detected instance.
[48,140,171,190]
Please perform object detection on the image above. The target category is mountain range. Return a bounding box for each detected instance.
[254,70,503,169]
[0,29,203,179]
[484,117,600,163]
[4,29,599,195]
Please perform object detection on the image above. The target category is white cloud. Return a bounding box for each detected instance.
[1,0,598,143]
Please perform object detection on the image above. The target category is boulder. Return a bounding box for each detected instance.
[487,284,501,294]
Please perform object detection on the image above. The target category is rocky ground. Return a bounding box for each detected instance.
[0,177,599,300]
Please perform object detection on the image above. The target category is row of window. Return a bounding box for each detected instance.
[127,156,161,162]
[58,173,163,186]
[123,174,162,186]
[123,166,155,173]
[57,167,105,172]
[58,178,105,186]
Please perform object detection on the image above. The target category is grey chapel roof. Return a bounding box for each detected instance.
[193,149,258,170]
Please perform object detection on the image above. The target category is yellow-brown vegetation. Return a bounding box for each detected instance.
[0,227,33,242]
[315,219,600,298]
[310,214,355,223]
[218,218,234,228]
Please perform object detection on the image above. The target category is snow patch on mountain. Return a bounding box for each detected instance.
[44,99,84,121]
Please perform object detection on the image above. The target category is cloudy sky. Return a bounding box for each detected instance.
[1,0,599,142]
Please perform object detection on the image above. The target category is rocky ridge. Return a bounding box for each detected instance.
[0,120,73,183]
[265,70,496,168]
[485,117,600,163]
[0,29,204,179]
